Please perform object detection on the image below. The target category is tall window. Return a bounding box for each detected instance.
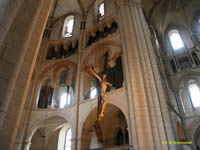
[60,92,71,108]
[188,81,200,108]
[58,127,72,150]
[198,18,200,31]
[90,88,97,99]
[169,30,184,50]
[64,129,72,150]
[63,15,74,38]
[98,3,104,21]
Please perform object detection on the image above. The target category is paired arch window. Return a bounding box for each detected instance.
[188,81,200,108]
[62,15,74,38]
[98,3,104,21]
[169,30,184,50]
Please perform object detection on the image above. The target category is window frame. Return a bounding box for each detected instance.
[198,17,200,35]
[187,81,200,109]
[168,29,185,51]
[62,15,75,38]
[64,128,72,150]
[98,2,105,22]
[60,91,71,108]
[90,87,97,99]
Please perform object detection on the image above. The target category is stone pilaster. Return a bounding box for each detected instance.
[0,0,54,149]
[117,0,176,149]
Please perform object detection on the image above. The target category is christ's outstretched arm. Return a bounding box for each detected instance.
[86,65,102,82]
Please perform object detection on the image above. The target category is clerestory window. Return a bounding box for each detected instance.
[62,15,74,38]
[188,83,200,108]
[198,18,200,30]
[169,30,184,50]
[98,3,104,21]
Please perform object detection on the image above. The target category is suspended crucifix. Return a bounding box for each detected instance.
[86,65,112,120]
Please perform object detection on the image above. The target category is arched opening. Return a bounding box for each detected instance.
[58,126,72,150]
[192,51,200,65]
[46,46,56,60]
[98,3,104,22]
[62,15,74,38]
[48,68,75,109]
[81,104,129,150]
[37,79,54,109]
[193,126,200,149]
[169,30,184,51]
[60,92,71,108]
[198,17,200,26]
[29,117,70,150]
[30,127,46,150]
[116,129,124,145]
[90,87,97,99]
[82,45,124,101]
[188,80,200,108]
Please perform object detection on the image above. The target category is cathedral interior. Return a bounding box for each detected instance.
[0,0,200,150]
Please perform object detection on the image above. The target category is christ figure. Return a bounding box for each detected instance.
[86,65,112,120]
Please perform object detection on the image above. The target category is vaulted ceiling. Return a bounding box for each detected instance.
[49,0,200,35]
[49,0,96,19]
[142,0,200,35]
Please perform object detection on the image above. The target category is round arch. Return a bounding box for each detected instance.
[188,118,200,149]
[80,103,129,150]
[39,60,76,81]
[174,72,200,90]
[25,114,73,150]
[81,40,121,71]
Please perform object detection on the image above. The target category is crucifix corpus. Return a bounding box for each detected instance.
[86,65,112,120]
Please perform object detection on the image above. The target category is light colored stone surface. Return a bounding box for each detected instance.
[0,0,199,150]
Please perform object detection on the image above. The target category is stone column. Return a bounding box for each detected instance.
[74,18,86,150]
[24,141,31,150]
[117,0,176,149]
[0,0,54,149]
